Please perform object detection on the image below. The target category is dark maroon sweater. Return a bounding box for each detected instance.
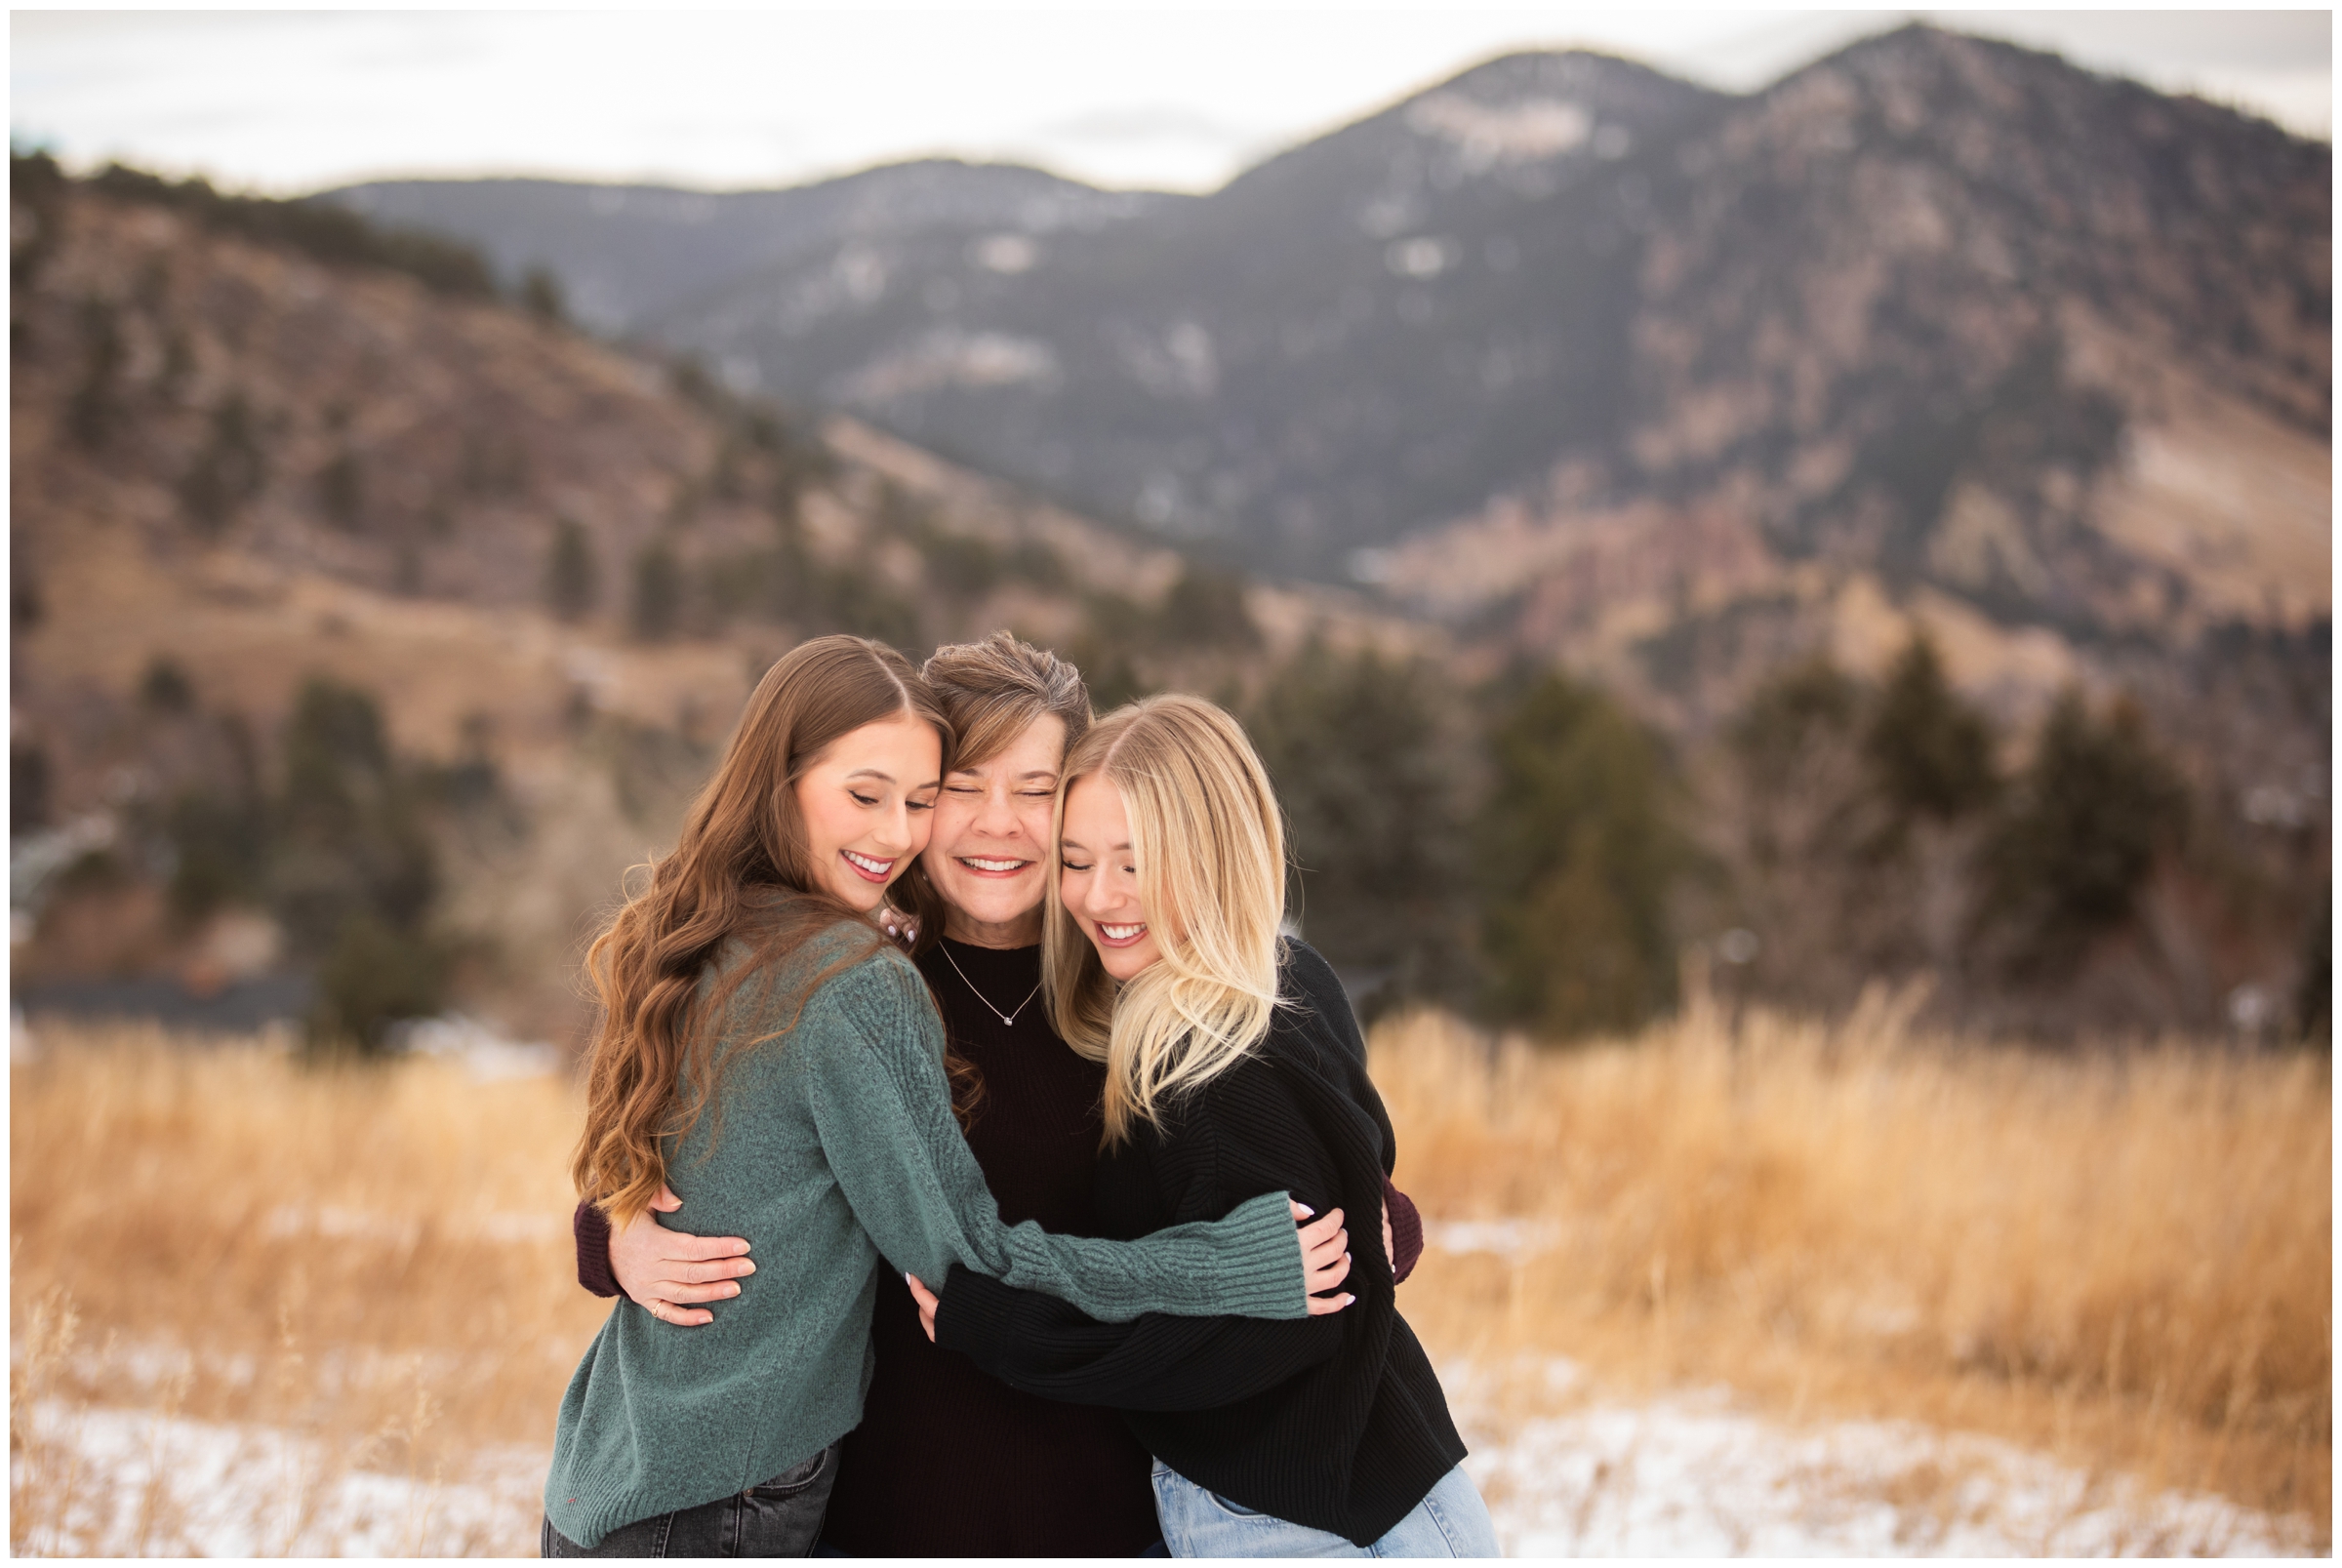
[573,937,1424,1555]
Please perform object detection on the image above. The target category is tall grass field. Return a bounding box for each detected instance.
[11,997,2329,1554]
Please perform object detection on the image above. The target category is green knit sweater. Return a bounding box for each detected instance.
[544,918,1310,1548]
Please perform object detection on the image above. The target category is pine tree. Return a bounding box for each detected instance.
[1981,691,2187,963]
[1864,635,1999,824]
[545,516,599,622]
[631,538,684,641]
[1244,643,1469,1006]
[1475,671,1689,1039]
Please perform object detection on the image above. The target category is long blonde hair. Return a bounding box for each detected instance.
[1043,694,1286,1146]
[572,635,951,1227]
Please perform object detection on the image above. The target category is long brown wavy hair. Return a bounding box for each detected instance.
[571,635,952,1226]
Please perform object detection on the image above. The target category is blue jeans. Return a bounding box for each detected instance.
[1151,1460,1499,1557]
[542,1445,836,1557]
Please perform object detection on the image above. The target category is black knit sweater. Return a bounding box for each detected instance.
[934,939,1466,1548]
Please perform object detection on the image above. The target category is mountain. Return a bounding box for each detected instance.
[642,49,1732,574]
[327,162,1187,337]
[352,27,2326,655]
[8,163,1403,1040]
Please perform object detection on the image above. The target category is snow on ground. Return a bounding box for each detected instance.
[12,1401,545,1557]
[15,1364,2321,1556]
[1445,1357,2322,1557]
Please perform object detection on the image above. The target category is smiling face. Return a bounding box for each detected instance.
[792,712,943,913]
[1058,773,1165,982]
[921,713,1067,948]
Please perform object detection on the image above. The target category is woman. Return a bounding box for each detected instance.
[542,638,1351,1557]
[909,694,1498,1557]
[577,635,1423,1555]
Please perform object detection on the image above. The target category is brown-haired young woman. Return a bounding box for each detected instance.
[540,636,1352,1557]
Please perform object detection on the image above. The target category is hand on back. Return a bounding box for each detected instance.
[612,1185,755,1327]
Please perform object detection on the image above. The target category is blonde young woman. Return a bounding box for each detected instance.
[541,640,1353,1557]
[908,694,1499,1557]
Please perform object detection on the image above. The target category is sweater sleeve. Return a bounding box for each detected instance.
[1281,942,1400,1178]
[1383,1176,1423,1285]
[935,1261,1343,1410]
[574,1199,623,1299]
[804,952,1310,1324]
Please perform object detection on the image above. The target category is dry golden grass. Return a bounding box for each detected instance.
[10,1022,605,1555]
[1380,984,2332,1542]
[10,994,2329,1553]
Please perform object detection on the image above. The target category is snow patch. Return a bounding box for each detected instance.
[1445,1358,2319,1556]
[1407,94,1594,170]
[11,1401,546,1557]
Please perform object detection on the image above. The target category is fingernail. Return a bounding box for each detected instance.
[1345,1294,1356,1307]
[725,1283,740,1297]
[740,1261,755,1273]
[1295,1203,1314,1217]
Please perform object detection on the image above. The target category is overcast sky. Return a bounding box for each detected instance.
[11,8,2331,196]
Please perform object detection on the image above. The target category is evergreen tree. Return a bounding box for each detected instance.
[1244,643,1469,1006]
[318,445,364,530]
[520,265,566,326]
[2295,891,2329,1045]
[180,392,266,536]
[64,297,123,448]
[1475,671,1689,1038]
[631,538,685,640]
[1156,564,1258,650]
[1731,657,1862,803]
[1981,691,2187,963]
[545,516,598,622]
[1864,635,1999,824]
[269,677,445,1050]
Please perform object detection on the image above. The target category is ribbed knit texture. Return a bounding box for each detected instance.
[543,912,1310,1551]
[937,939,1468,1548]
[575,1201,622,1299]
[1387,1179,1424,1285]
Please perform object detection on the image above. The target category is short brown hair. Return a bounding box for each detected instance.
[892,631,1092,959]
[923,629,1092,772]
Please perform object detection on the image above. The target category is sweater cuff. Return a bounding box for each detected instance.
[932,1263,1019,1369]
[1207,1189,1313,1319]
[575,1200,624,1299]
[1383,1176,1424,1285]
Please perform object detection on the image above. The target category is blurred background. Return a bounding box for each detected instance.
[9,8,2330,1557]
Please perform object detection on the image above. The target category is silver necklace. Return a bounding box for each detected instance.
[939,942,1043,1027]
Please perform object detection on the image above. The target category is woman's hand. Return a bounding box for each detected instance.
[906,1272,941,1341]
[1293,1200,1353,1314]
[614,1185,756,1327]
[876,904,918,951]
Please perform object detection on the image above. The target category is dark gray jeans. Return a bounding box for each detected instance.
[542,1446,837,1558]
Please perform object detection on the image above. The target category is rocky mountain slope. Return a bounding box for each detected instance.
[330,161,1186,338]
[342,28,2327,604]
[339,28,2328,766]
[8,167,1404,1039]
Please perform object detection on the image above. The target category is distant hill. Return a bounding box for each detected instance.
[336,30,2326,598]
[327,162,1189,337]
